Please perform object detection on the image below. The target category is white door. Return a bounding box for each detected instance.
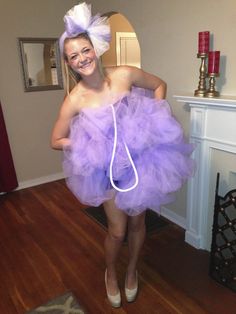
[116,32,141,68]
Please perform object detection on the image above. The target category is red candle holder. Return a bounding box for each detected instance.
[206,51,220,97]
[208,51,220,75]
[194,31,210,97]
[198,31,210,54]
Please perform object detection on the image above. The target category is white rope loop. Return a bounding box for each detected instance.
[109,104,139,192]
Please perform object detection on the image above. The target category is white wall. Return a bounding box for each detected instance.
[1,0,236,222]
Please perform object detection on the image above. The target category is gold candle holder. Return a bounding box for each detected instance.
[205,73,220,97]
[194,52,208,97]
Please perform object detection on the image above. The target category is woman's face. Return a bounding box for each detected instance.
[64,37,97,77]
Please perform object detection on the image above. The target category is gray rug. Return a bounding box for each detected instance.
[26,292,85,314]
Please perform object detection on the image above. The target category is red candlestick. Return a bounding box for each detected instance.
[198,31,210,54]
[208,51,220,74]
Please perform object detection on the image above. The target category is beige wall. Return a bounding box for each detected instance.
[0,0,77,183]
[1,0,236,219]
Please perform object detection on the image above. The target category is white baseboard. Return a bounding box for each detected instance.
[160,207,207,250]
[185,230,202,249]
[160,206,186,230]
[17,172,65,191]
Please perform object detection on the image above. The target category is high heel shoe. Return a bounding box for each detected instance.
[105,270,121,308]
[125,271,138,302]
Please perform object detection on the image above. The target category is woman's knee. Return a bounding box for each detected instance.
[108,227,126,243]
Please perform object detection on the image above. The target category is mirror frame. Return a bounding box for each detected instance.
[18,37,64,92]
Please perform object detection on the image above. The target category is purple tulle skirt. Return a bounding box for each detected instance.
[63,88,195,215]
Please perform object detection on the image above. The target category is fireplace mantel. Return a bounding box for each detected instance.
[174,94,236,108]
[174,94,236,251]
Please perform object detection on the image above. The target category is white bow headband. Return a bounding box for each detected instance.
[59,2,111,58]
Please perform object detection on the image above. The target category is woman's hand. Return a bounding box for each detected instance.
[153,80,167,100]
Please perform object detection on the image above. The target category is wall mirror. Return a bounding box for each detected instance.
[18,37,63,92]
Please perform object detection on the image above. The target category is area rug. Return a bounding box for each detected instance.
[83,205,168,236]
[26,292,85,314]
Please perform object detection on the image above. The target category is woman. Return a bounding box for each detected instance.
[51,2,194,308]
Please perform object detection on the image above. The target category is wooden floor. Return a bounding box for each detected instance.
[0,180,236,314]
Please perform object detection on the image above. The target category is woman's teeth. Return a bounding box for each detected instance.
[80,62,91,69]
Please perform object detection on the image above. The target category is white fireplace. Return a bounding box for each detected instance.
[174,94,236,251]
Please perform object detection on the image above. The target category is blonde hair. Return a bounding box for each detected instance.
[64,61,80,95]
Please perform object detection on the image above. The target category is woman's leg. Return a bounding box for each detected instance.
[103,199,128,295]
[126,211,146,289]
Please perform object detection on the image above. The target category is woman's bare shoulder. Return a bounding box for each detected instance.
[64,85,87,112]
[105,66,137,87]
[105,65,133,77]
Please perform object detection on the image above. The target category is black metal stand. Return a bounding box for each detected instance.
[209,173,236,292]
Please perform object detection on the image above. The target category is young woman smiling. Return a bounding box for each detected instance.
[51,2,194,308]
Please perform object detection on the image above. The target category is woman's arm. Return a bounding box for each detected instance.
[51,96,77,150]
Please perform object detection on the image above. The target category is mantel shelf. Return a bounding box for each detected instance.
[174,94,236,108]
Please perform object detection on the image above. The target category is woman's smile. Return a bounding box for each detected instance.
[79,60,93,69]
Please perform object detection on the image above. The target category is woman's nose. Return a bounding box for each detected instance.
[79,53,87,63]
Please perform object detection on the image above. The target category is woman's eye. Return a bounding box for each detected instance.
[70,55,77,61]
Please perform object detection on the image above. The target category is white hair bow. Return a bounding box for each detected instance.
[59,2,111,57]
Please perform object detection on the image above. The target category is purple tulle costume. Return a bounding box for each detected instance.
[63,88,195,216]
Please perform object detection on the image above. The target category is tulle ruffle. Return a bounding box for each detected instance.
[63,88,195,215]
